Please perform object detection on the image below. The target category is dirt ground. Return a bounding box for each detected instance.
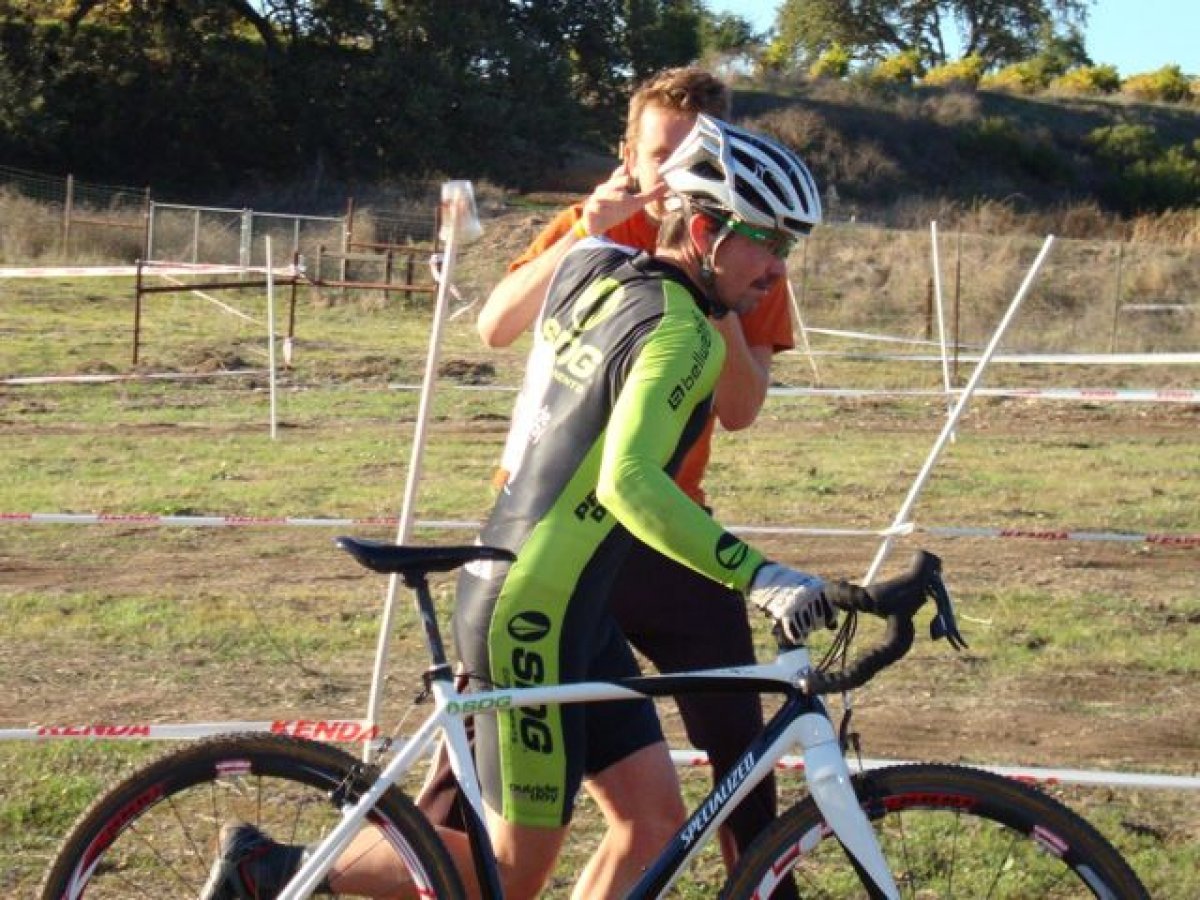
[4,402,1197,779]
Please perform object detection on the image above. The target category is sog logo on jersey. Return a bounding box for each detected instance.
[510,647,553,753]
[667,314,714,411]
[540,278,623,394]
[543,317,605,393]
[715,532,749,570]
[507,610,551,643]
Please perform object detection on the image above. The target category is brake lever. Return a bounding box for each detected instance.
[927,572,968,651]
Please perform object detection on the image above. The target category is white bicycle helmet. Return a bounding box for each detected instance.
[660,114,821,238]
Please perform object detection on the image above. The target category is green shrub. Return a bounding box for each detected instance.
[1049,65,1121,96]
[1088,125,1200,211]
[1086,124,1160,165]
[867,50,924,85]
[922,55,985,88]
[955,116,1069,183]
[981,61,1045,95]
[1121,65,1193,103]
[1122,145,1200,209]
[809,43,851,80]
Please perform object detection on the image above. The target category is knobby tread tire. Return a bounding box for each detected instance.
[720,762,1149,899]
[40,732,465,899]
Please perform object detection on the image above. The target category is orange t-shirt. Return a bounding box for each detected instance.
[507,204,794,506]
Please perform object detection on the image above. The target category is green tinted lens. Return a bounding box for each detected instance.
[723,217,796,259]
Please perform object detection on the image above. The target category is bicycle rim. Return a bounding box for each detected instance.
[721,763,1149,899]
[40,733,464,899]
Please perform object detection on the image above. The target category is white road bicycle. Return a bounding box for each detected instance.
[43,538,1149,899]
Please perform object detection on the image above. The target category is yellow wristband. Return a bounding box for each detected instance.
[572,218,590,240]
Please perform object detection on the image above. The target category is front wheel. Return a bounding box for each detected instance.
[41,733,464,899]
[721,763,1148,899]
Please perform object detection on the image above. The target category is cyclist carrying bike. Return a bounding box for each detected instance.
[202,115,836,900]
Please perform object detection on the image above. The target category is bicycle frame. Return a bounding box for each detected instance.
[280,648,901,900]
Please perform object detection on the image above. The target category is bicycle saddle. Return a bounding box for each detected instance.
[336,536,514,578]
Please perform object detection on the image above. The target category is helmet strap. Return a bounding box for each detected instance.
[701,222,735,319]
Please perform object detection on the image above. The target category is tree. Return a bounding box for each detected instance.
[772,0,1091,70]
[700,8,762,55]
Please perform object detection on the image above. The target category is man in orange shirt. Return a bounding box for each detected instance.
[471,67,794,870]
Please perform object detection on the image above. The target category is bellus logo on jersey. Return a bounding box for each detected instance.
[667,311,714,410]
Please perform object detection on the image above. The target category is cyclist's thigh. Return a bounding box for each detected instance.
[456,562,628,828]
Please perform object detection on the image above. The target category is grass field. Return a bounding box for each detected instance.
[2,236,1198,896]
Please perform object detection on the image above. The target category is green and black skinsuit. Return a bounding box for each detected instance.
[453,239,766,827]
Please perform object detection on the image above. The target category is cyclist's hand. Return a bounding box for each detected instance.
[577,165,667,236]
[748,563,837,644]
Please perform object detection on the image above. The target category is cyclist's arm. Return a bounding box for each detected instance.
[477,209,579,348]
[477,169,666,349]
[596,282,764,592]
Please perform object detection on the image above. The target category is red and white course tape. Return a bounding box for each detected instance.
[767,386,1200,403]
[3,512,1197,547]
[0,720,1193,790]
[0,263,296,279]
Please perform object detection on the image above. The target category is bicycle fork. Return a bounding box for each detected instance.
[797,708,900,899]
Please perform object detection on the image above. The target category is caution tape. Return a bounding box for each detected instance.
[0,719,379,743]
[799,350,1200,366]
[4,370,265,386]
[0,263,296,279]
[767,386,1200,403]
[669,750,1200,791]
[0,720,1193,790]
[3,511,1197,547]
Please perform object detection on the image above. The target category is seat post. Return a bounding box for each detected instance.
[403,572,453,679]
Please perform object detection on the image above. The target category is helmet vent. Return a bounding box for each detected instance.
[690,160,724,183]
[734,175,773,218]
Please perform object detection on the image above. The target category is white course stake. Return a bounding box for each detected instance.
[265,236,279,441]
[930,221,955,441]
[864,235,1056,585]
[362,181,482,761]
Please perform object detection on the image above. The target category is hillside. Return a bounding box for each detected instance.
[721,79,1200,223]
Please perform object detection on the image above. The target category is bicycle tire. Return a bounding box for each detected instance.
[40,732,465,899]
[720,762,1148,899]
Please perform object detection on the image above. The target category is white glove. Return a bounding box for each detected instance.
[748,563,836,644]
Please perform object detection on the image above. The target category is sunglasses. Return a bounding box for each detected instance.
[715,215,799,260]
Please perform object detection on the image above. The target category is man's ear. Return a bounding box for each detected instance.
[620,139,634,171]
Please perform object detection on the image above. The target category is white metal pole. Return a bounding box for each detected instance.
[362,192,465,761]
[930,221,953,395]
[930,221,955,441]
[265,237,279,441]
[786,278,822,386]
[863,235,1056,585]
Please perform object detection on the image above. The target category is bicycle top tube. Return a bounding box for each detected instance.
[430,648,814,717]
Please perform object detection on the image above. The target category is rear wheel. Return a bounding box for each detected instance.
[721,763,1148,899]
[41,733,464,899]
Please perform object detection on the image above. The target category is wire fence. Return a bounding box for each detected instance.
[0,164,436,271]
[2,163,1198,369]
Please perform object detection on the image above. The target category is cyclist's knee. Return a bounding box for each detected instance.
[496,860,555,900]
[486,813,566,900]
[609,800,687,850]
